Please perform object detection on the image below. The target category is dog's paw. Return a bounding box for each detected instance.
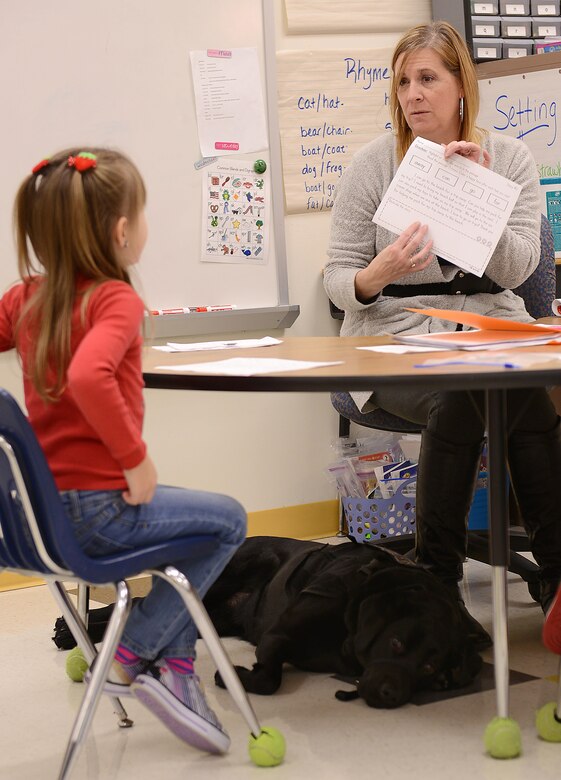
[214,665,252,690]
[215,663,282,695]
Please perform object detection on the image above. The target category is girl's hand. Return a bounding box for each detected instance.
[355,221,434,302]
[444,140,491,169]
[123,454,158,505]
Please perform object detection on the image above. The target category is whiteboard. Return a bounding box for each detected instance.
[477,53,561,256]
[0,0,295,330]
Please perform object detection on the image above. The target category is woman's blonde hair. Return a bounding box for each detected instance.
[13,147,146,401]
[390,21,483,161]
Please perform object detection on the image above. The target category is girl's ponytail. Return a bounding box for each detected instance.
[12,147,146,401]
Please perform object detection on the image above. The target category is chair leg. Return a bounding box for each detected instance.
[337,414,351,536]
[76,583,90,623]
[151,566,262,739]
[49,580,133,780]
[51,581,133,722]
[491,565,510,718]
[467,531,540,584]
[49,582,96,663]
[48,582,131,722]
[338,413,350,439]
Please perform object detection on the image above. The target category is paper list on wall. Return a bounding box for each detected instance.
[372,137,521,277]
[276,47,394,215]
[190,48,268,157]
[201,158,269,264]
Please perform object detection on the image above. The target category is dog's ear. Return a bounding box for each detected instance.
[342,567,430,662]
[356,565,432,598]
[357,545,417,577]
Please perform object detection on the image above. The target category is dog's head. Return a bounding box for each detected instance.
[341,559,482,708]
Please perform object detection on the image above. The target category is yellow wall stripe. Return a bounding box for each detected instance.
[247,499,339,540]
[0,500,340,592]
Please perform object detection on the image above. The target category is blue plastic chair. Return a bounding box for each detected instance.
[0,388,269,779]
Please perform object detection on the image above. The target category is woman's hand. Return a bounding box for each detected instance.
[354,221,434,302]
[444,140,491,169]
[123,454,158,505]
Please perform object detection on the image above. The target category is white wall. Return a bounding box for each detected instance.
[143,209,342,512]
[0,2,428,514]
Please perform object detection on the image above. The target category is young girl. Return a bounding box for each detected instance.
[0,147,247,755]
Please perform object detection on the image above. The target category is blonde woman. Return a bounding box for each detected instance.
[325,22,561,652]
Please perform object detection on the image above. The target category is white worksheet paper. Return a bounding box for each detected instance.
[357,345,448,354]
[155,358,343,376]
[372,136,521,277]
[153,337,281,353]
[190,48,268,157]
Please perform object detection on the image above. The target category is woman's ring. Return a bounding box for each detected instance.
[410,261,416,269]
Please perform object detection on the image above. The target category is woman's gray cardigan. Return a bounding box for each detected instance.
[323,131,541,411]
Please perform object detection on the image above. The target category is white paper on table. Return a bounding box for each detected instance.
[190,48,268,157]
[357,344,448,354]
[372,136,521,277]
[153,337,281,353]
[155,357,343,376]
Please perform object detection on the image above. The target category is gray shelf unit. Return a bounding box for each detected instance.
[432,0,561,62]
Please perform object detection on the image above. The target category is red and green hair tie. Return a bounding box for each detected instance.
[68,152,97,172]
[31,158,50,175]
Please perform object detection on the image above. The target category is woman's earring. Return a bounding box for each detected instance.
[124,239,129,249]
[459,96,464,122]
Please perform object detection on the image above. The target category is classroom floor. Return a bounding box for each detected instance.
[2,544,561,780]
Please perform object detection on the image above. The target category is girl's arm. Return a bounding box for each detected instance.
[123,453,157,505]
[0,283,24,352]
[67,281,147,473]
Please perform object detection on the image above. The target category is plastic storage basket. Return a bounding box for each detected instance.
[343,473,488,543]
[343,478,416,543]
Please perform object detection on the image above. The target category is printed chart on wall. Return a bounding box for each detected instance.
[477,65,561,257]
[276,48,394,214]
[202,158,269,264]
[190,46,269,264]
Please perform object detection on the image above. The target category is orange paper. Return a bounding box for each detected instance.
[405,307,561,334]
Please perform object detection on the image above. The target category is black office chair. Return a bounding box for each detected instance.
[329,214,556,599]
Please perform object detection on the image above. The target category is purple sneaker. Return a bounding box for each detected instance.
[84,657,148,697]
[131,660,230,754]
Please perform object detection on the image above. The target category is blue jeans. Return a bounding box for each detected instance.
[60,486,247,659]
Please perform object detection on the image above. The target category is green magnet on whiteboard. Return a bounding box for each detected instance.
[254,159,267,173]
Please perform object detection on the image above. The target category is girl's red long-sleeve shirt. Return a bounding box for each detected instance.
[0,277,146,490]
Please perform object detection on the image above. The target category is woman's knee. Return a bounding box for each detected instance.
[427,391,485,445]
[507,388,559,433]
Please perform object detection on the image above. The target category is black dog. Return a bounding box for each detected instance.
[204,536,482,708]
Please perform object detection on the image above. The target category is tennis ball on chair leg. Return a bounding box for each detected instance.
[484,716,521,759]
[65,646,89,682]
[536,702,561,742]
[248,727,286,766]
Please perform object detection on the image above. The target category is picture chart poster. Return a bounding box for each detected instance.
[201,158,269,264]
